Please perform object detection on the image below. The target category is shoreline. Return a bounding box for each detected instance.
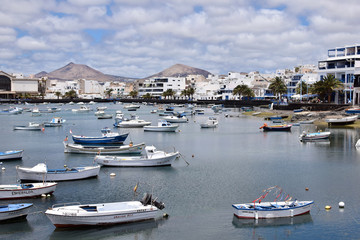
[242,109,360,128]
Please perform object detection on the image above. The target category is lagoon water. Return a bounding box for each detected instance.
[1,103,360,239]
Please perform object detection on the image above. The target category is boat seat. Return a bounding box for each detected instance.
[271,203,283,208]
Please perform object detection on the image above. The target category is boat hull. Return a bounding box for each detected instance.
[0,150,24,160]
[326,116,358,126]
[0,183,57,199]
[300,132,331,141]
[95,152,179,167]
[144,126,179,132]
[232,201,313,219]
[0,204,33,221]
[16,166,100,182]
[162,117,188,123]
[45,201,158,227]
[72,133,129,144]
[263,126,291,131]
[64,142,145,154]
[13,126,42,131]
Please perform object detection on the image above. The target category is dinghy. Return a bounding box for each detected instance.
[64,142,145,154]
[0,182,57,199]
[45,193,164,227]
[16,163,100,182]
[95,146,179,167]
[0,203,33,221]
[0,150,24,160]
[232,186,313,219]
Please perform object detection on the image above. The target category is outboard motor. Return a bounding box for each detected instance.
[153,200,165,210]
[141,193,152,206]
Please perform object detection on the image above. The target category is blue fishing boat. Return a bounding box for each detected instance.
[0,203,33,221]
[72,127,129,144]
[0,150,24,160]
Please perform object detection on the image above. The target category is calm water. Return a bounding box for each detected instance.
[1,103,360,240]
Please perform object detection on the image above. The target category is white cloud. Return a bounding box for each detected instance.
[2,0,360,77]
[16,36,48,50]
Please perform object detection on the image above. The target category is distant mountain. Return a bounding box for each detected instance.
[35,62,137,82]
[145,64,212,79]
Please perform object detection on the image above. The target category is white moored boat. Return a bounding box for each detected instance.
[114,115,151,128]
[325,115,357,126]
[232,186,314,219]
[200,117,218,128]
[95,146,180,167]
[16,163,100,181]
[0,182,57,199]
[45,193,164,228]
[299,131,331,141]
[44,117,66,127]
[162,115,188,123]
[13,122,44,131]
[144,120,179,132]
[0,203,33,221]
[64,142,145,154]
[0,150,24,160]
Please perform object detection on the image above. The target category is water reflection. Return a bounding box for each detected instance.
[232,214,313,228]
[49,218,165,240]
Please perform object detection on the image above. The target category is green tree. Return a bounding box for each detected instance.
[268,76,287,99]
[38,78,47,99]
[105,88,114,98]
[129,91,138,98]
[181,89,189,99]
[187,87,195,99]
[295,81,309,95]
[162,89,175,99]
[64,90,77,99]
[233,84,250,99]
[142,93,152,99]
[310,74,343,103]
[55,91,61,99]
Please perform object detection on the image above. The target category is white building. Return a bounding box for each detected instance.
[138,77,186,98]
[318,44,360,104]
[0,71,40,98]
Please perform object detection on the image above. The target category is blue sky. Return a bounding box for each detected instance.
[0,0,359,78]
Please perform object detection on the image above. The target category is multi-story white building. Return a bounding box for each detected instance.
[138,77,186,98]
[318,45,360,104]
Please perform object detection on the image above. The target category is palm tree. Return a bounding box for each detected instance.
[233,84,250,99]
[142,93,152,99]
[38,78,47,99]
[243,87,255,98]
[105,88,114,98]
[129,91,138,98]
[64,90,77,99]
[295,81,309,95]
[310,74,343,103]
[162,89,175,99]
[181,89,189,99]
[55,91,61,99]
[187,87,195,98]
[268,76,287,99]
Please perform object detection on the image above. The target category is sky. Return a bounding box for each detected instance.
[0,0,359,78]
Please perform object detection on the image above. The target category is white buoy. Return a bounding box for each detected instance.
[41,194,46,197]
[339,202,345,208]
[1,167,5,170]
[47,194,51,197]
[110,173,116,177]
